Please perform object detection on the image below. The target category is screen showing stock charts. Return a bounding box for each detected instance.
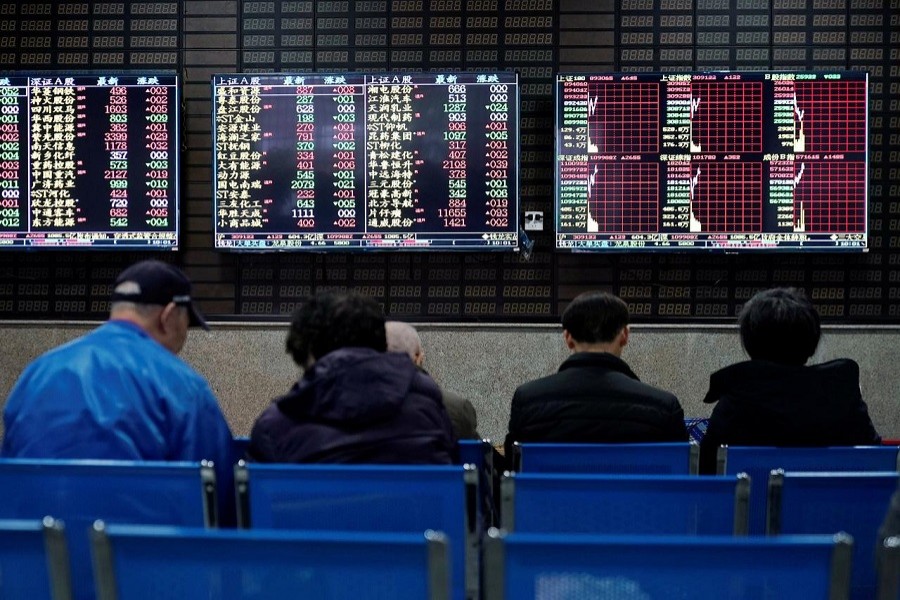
[212,71,519,251]
[555,71,868,252]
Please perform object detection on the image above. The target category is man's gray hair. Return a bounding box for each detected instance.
[385,320,422,360]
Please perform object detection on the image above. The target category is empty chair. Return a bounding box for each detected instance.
[235,462,477,600]
[718,445,899,534]
[483,529,853,600]
[513,441,699,474]
[0,459,215,600]
[0,517,72,600]
[500,472,749,535]
[91,523,450,600]
[768,470,899,600]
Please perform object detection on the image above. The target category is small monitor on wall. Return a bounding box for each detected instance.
[212,71,520,251]
[555,70,868,252]
[0,72,180,249]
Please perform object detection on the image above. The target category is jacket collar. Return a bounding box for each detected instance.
[703,359,832,404]
[558,351,640,381]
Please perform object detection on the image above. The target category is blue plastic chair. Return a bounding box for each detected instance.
[768,470,900,600]
[500,472,749,535]
[0,459,215,600]
[719,445,900,534]
[0,517,72,600]
[483,529,853,600]
[513,441,699,474]
[91,523,450,600]
[235,462,477,600]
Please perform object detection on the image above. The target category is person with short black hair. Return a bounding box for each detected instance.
[738,286,822,366]
[248,291,456,464]
[2,259,236,523]
[699,287,880,474]
[504,291,688,458]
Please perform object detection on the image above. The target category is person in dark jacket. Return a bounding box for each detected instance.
[385,320,480,440]
[699,287,880,474]
[248,291,456,464]
[503,291,688,459]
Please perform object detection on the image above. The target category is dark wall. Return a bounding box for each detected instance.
[0,0,896,322]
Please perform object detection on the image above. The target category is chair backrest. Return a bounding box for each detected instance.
[231,436,250,463]
[0,459,215,600]
[500,472,749,535]
[719,445,900,534]
[483,529,853,600]
[459,439,497,527]
[91,523,450,600]
[0,517,72,600]
[513,441,699,474]
[768,470,899,600]
[235,462,476,600]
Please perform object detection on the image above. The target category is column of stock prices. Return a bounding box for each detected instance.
[555,71,868,251]
[0,74,179,249]
[212,72,519,250]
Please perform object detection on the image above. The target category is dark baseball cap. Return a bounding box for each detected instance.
[110,260,209,330]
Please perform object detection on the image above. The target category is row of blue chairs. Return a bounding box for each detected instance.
[512,443,900,533]
[2,443,899,599]
[507,442,900,600]
[7,516,881,600]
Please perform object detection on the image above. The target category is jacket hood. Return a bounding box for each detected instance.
[276,347,417,425]
[703,358,859,404]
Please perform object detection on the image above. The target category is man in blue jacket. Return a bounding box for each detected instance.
[2,259,235,524]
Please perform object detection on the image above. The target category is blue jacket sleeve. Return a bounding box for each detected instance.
[175,382,237,527]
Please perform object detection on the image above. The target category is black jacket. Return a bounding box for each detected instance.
[504,352,688,457]
[248,348,457,464]
[699,358,881,474]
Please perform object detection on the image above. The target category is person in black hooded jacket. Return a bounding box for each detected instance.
[248,291,457,464]
[698,287,880,474]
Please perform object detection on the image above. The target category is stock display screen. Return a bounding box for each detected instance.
[555,71,868,252]
[212,71,519,251]
[0,73,179,249]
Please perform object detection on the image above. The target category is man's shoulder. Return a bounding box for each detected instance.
[513,370,567,401]
[514,366,677,407]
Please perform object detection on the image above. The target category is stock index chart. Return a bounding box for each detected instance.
[556,71,868,252]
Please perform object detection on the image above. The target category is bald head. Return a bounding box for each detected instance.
[385,320,425,367]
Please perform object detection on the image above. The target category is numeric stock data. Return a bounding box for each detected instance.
[556,71,868,252]
[212,72,519,251]
[0,73,179,249]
